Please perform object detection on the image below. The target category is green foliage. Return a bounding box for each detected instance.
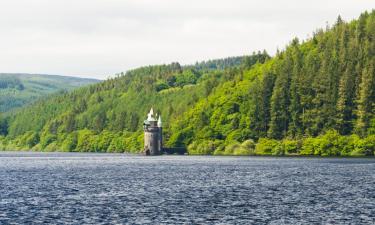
[169,11,375,153]
[107,134,125,153]
[282,139,300,155]
[61,132,78,152]
[190,56,250,71]
[0,135,6,150]
[222,142,242,155]
[247,133,373,156]
[0,53,266,153]
[23,131,39,148]
[300,137,317,155]
[0,74,99,112]
[188,140,255,155]
[155,81,170,92]
[187,139,224,155]
[351,135,375,156]
[355,61,375,136]
[76,129,96,152]
[299,132,374,156]
[313,130,342,156]
[0,114,8,135]
[40,133,57,149]
[255,138,279,155]
[1,11,374,155]
[219,139,256,155]
[0,75,24,90]
[175,69,200,87]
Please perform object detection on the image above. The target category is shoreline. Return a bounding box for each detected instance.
[0,150,374,158]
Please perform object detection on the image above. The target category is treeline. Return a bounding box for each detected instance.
[167,11,375,155]
[185,52,269,71]
[0,53,268,152]
[0,11,374,156]
[188,130,374,156]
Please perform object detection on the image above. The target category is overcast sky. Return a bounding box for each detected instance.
[0,0,373,79]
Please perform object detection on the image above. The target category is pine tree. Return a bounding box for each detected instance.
[336,66,356,134]
[268,52,293,139]
[288,39,303,137]
[300,48,320,136]
[250,72,275,138]
[355,62,375,136]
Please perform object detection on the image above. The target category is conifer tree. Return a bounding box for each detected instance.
[268,52,293,139]
[288,39,303,137]
[250,72,275,138]
[355,62,375,136]
[336,66,356,134]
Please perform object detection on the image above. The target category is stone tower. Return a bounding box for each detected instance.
[143,108,162,155]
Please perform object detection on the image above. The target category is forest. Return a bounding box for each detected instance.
[0,74,99,112]
[0,10,374,156]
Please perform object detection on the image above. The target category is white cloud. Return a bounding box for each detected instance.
[0,0,373,79]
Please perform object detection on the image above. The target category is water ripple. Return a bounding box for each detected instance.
[0,152,374,224]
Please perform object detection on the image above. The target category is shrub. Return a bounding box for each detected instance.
[282,139,299,155]
[223,141,241,155]
[352,135,375,156]
[339,135,360,156]
[315,130,341,156]
[25,132,39,148]
[238,139,256,155]
[108,134,125,153]
[40,133,57,149]
[124,132,143,153]
[272,143,284,156]
[188,139,224,155]
[44,142,59,152]
[0,136,6,150]
[255,138,279,155]
[76,129,95,152]
[229,140,256,155]
[61,132,78,152]
[300,137,317,155]
[94,130,114,152]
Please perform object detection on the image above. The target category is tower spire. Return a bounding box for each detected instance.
[158,115,162,127]
[147,108,156,121]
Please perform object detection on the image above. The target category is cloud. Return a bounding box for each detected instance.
[0,0,373,79]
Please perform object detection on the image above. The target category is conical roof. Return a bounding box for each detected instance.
[157,115,162,127]
[147,108,156,121]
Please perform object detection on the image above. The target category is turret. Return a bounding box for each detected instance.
[143,108,163,155]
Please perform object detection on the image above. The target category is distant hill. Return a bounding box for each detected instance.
[0,74,100,112]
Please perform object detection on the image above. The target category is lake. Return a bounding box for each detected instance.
[0,152,374,224]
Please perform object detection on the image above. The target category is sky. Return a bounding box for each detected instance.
[0,0,373,79]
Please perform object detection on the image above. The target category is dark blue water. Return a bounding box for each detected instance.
[0,152,374,224]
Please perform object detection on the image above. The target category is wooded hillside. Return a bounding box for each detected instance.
[0,10,374,156]
[0,74,99,112]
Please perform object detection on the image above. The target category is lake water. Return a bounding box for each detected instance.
[0,152,374,224]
